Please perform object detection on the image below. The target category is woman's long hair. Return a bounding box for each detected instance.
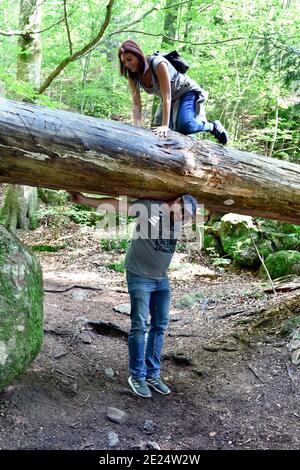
[118,40,149,81]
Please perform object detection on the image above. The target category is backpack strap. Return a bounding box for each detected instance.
[148,52,160,75]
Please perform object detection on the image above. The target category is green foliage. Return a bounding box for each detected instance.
[106,260,126,273]
[175,291,205,309]
[38,189,70,206]
[279,317,300,337]
[36,204,104,228]
[206,248,232,268]
[30,244,66,253]
[67,204,104,226]
[100,236,130,252]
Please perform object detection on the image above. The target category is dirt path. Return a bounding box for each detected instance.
[0,223,299,450]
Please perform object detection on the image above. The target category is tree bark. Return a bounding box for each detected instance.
[0,97,300,224]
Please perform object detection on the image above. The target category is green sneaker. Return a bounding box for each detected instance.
[146,376,171,395]
[128,376,152,398]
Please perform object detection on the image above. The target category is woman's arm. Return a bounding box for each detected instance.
[153,61,171,138]
[128,78,142,127]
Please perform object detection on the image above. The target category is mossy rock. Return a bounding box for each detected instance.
[219,215,260,267]
[231,238,258,267]
[259,250,300,280]
[257,219,300,235]
[0,225,43,391]
[203,233,224,256]
[269,233,300,252]
[232,238,274,268]
[256,239,275,259]
[219,216,258,257]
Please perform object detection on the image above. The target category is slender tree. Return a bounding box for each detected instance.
[151,0,180,125]
[1,0,42,232]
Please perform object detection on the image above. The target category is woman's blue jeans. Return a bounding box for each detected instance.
[174,91,212,134]
[126,272,171,380]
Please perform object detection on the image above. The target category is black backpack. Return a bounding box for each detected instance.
[150,50,190,74]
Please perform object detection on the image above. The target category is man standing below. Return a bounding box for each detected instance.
[70,193,197,398]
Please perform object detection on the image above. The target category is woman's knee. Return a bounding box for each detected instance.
[177,119,197,135]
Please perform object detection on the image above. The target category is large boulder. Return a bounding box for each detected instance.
[219,214,260,267]
[0,225,43,390]
[269,233,300,251]
[260,250,300,280]
[233,239,274,268]
[257,219,300,251]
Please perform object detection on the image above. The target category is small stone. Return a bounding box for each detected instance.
[148,441,161,450]
[75,316,89,323]
[289,339,300,351]
[79,331,92,344]
[106,407,128,424]
[104,368,115,379]
[0,385,16,400]
[113,304,131,315]
[223,199,235,206]
[53,347,69,359]
[144,419,156,433]
[193,368,208,377]
[72,290,88,301]
[163,352,193,366]
[108,431,119,448]
[131,441,147,450]
[70,382,78,393]
[169,316,181,322]
[291,348,300,365]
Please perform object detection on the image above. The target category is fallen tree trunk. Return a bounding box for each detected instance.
[0,97,300,224]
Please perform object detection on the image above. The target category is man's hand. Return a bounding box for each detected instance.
[69,192,84,204]
[152,125,169,138]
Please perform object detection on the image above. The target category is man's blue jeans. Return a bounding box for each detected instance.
[126,271,171,380]
[175,91,213,134]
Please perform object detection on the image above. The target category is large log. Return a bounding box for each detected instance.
[0,97,300,224]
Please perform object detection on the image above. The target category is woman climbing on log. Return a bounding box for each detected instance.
[118,39,228,144]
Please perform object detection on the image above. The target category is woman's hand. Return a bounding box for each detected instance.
[152,125,169,138]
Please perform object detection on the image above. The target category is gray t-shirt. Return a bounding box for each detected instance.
[137,55,208,129]
[124,199,181,279]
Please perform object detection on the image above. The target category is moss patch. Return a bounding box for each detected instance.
[260,250,300,280]
[0,225,43,390]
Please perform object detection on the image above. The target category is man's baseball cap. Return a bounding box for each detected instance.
[181,195,198,217]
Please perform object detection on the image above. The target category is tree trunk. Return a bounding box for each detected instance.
[151,0,179,126]
[16,0,42,86]
[0,185,38,232]
[161,0,178,48]
[0,97,300,225]
[2,0,41,232]
[183,1,193,54]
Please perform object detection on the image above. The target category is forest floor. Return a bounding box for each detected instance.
[0,216,300,451]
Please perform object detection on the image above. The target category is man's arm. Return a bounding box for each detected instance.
[70,192,134,215]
